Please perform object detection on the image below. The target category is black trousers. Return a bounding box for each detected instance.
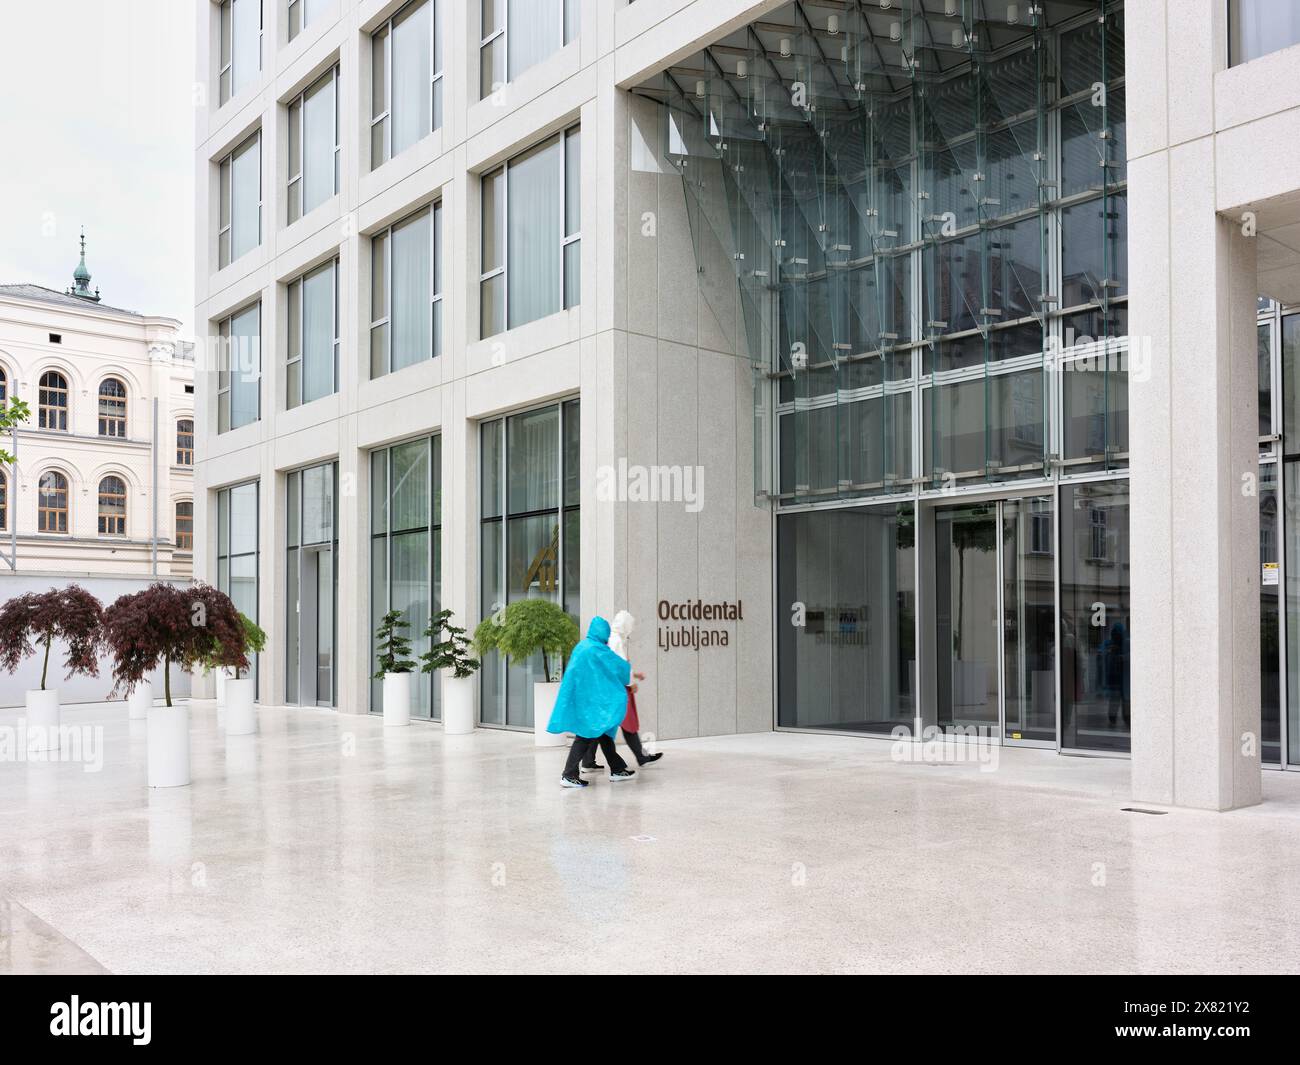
[581,729,645,768]
[564,733,628,778]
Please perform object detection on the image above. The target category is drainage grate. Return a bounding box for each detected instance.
[1121,807,1168,815]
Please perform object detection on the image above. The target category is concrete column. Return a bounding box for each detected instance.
[1129,153,1262,810]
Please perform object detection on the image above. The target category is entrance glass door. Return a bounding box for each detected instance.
[936,496,1057,746]
[286,461,338,708]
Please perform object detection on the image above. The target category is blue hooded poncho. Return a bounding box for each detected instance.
[545,616,632,739]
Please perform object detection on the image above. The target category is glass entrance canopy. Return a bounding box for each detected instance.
[633,0,1128,504]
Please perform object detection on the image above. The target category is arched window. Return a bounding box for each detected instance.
[0,366,8,407]
[39,371,68,431]
[175,500,193,550]
[98,476,127,535]
[38,471,68,532]
[177,419,194,465]
[0,470,7,531]
[98,378,127,437]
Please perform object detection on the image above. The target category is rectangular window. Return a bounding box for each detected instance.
[286,0,323,41]
[176,501,194,551]
[219,0,262,105]
[217,481,260,697]
[479,125,580,338]
[218,131,261,268]
[370,202,442,377]
[1229,0,1300,65]
[370,436,442,719]
[478,399,579,728]
[287,67,339,223]
[479,0,575,99]
[217,302,262,433]
[371,0,442,169]
[287,258,339,407]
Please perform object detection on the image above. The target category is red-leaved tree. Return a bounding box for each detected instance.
[101,583,247,707]
[0,585,103,690]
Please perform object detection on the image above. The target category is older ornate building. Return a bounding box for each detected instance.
[0,234,195,577]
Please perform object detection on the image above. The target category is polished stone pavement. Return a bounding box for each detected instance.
[2,699,1299,974]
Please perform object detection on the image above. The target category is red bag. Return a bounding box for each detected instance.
[622,687,640,733]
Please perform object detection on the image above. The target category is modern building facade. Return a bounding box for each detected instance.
[192,0,1300,809]
[0,238,195,578]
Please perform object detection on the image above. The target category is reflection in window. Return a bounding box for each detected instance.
[479,400,579,728]
[371,436,442,718]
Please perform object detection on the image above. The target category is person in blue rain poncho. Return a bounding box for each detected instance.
[549,616,636,788]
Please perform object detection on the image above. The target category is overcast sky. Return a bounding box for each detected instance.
[0,0,195,334]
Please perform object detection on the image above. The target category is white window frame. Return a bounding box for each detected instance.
[370,202,443,377]
[479,123,581,338]
[370,0,442,170]
[219,0,263,106]
[479,0,577,99]
[218,130,262,269]
[287,257,340,408]
[287,66,340,224]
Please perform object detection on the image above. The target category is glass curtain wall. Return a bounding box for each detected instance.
[286,461,339,707]
[479,400,580,728]
[370,436,443,719]
[217,481,260,698]
[644,1,1129,751]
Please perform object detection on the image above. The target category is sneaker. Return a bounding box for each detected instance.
[579,762,605,772]
[560,776,588,788]
[609,768,636,781]
[638,752,663,766]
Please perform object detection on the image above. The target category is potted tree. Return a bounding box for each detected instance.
[473,599,578,746]
[102,582,246,787]
[0,585,103,752]
[421,609,480,735]
[373,610,417,727]
[218,613,265,737]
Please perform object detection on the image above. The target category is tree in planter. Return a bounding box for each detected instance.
[101,583,247,706]
[421,609,480,679]
[473,598,579,681]
[0,585,103,689]
[197,611,265,680]
[372,610,417,679]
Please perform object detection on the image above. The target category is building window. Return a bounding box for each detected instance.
[0,366,6,406]
[175,501,194,551]
[218,131,262,268]
[38,371,69,431]
[1088,505,1110,564]
[371,0,442,169]
[38,471,68,533]
[479,399,579,728]
[0,470,7,531]
[479,0,577,99]
[286,462,338,707]
[218,302,262,432]
[98,377,128,437]
[370,202,442,377]
[177,419,194,465]
[370,436,442,718]
[287,0,322,41]
[98,476,127,535]
[219,0,262,105]
[288,67,339,223]
[480,126,580,338]
[288,258,339,406]
[217,481,260,695]
[1229,0,1300,65]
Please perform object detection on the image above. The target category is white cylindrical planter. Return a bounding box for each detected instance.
[25,689,60,752]
[533,681,566,747]
[214,666,233,708]
[147,705,191,788]
[442,673,476,735]
[127,681,153,720]
[383,672,411,727]
[225,677,256,736]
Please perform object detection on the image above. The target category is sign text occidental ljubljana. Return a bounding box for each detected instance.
[656,599,743,651]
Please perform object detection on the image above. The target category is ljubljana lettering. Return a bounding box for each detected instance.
[657,599,743,651]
